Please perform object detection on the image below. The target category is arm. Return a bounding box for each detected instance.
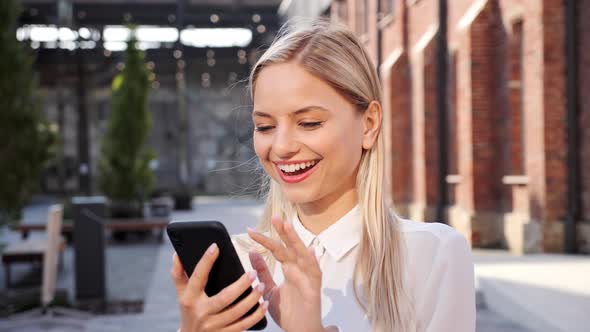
[418,232,476,332]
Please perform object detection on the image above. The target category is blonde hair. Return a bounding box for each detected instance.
[247,18,415,331]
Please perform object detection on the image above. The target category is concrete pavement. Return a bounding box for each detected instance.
[473,249,590,332]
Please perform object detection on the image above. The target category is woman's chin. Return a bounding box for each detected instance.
[282,189,318,205]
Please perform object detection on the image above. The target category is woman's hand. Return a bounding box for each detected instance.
[247,216,327,332]
[171,243,269,332]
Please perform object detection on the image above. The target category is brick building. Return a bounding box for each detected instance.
[300,0,590,253]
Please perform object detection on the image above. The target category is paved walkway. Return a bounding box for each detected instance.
[473,249,590,332]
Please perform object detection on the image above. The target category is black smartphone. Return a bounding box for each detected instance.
[167,220,267,330]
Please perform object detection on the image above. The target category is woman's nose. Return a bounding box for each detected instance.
[272,127,300,158]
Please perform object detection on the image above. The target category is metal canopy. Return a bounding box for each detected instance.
[19,0,282,27]
[16,0,282,86]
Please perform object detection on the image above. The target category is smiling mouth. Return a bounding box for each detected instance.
[276,160,320,176]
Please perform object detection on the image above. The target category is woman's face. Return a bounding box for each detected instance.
[252,62,365,207]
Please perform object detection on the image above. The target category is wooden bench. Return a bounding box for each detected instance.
[14,218,170,242]
[2,205,66,288]
[107,218,170,241]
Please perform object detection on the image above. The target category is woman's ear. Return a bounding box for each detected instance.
[362,101,382,149]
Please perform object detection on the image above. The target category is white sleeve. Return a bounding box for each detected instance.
[231,233,255,272]
[418,232,476,332]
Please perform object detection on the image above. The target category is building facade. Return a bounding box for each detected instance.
[318,0,590,253]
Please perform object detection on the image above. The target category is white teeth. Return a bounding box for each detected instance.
[278,160,318,173]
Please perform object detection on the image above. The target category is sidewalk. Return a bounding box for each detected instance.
[473,249,590,332]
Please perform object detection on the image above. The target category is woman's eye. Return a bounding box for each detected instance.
[255,126,274,132]
[300,121,322,129]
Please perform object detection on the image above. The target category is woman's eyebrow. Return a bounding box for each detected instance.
[252,111,272,118]
[292,106,330,115]
[252,106,330,118]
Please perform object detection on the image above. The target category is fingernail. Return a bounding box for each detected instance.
[207,243,218,255]
[248,270,258,281]
[262,300,269,310]
[255,282,265,293]
[247,227,257,233]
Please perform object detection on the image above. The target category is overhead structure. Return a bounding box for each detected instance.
[17,0,282,86]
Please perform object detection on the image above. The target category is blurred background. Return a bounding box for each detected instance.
[0,0,588,331]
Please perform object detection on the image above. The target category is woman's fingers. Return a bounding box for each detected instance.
[184,243,219,301]
[269,217,293,257]
[212,282,266,326]
[170,252,188,297]
[247,227,289,263]
[224,300,269,332]
[282,221,313,261]
[250,217,321,280]
[208,270,258,314]
[284,222,322,278]
[248,251,278,298]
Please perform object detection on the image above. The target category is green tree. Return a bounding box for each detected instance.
[98,30,155,217]
[0,0,57,226]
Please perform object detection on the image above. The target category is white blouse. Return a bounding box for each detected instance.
[233,205,476,332]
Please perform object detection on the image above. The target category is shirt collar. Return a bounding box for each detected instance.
[292,205,362,261]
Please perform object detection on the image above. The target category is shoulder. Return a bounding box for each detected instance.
[231,232,252,250]
[396,217,473,275]
[398,219,476,329]
[397,217,469,251]
[231,232,270,253]
[231,233,254,271]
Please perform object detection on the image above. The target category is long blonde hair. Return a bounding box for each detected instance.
[247,19,415,331]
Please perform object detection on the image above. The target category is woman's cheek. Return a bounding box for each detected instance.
[253,134,268,159]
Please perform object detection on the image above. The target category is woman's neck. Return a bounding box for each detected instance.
[296,187,358,235]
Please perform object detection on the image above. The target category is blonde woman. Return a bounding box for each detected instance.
[171,19,475,332]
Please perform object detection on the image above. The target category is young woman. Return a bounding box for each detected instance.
[171,19,475,332]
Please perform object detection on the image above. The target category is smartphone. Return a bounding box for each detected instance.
[167,220,267,330]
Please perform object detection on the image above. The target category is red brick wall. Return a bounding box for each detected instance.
[472,1,505,212]
[383,53,413,207]
[410,29,439,209]
[455,29,474,212]
[406,0,438,48]
[520,0,546,221]
[579,0,590,222]
[542,0,568,225]
[331,0,579,251]
[507,20,524,176]
[449,1,506,213]
[447,50,459,205]
[380,0,405,57]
